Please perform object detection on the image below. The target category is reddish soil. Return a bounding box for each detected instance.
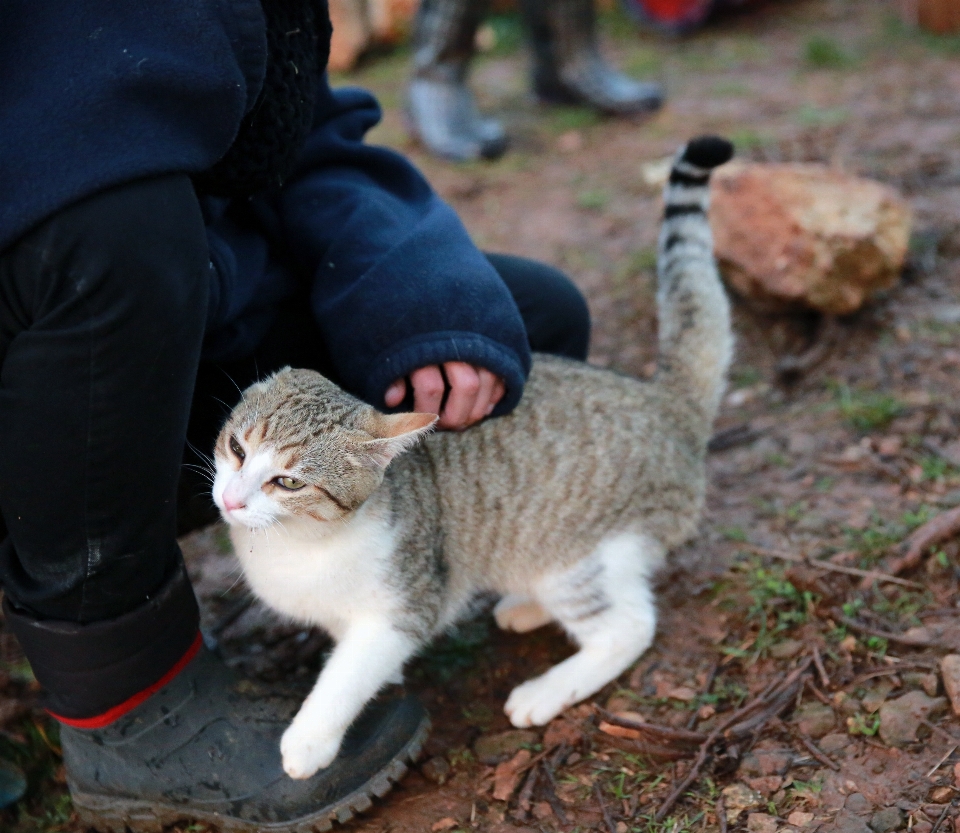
[3,1,960,832]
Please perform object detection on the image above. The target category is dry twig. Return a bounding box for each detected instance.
[833,611,949,649]
[743,545,924,589]
[540,758,568,825]
[594,781,618,833]
[796,733,840,771]
[654,659,811,821]
[811,645,831,689]
[877,503,960,580]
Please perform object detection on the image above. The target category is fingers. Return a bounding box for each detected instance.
[391,363,506,431]
[468,368,504,425]
[384,378,407,408]
[409,366,446,417]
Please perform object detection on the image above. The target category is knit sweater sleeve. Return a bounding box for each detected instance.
[276,79,531,415]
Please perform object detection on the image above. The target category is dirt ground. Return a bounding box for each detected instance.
[3,0,960,831]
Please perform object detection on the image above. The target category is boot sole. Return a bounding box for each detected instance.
[72,713,430,833]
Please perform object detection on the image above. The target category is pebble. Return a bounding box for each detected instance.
[793,701,837,738]
[747,812,778,833]
[868,807,904,833]
[833,810,873,833]
[769,638,804,659]
[721,783,763,822]
[740,749,793,776]
[474,729,538,764]
[820,732,852,753]
[420,756,451,785]
[878,691,947,746]
[789,811,815,827]
[941,655,960,716]
[846,793,872,814]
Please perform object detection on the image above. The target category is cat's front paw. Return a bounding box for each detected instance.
[504,677,574,728]
[280,722,343,779]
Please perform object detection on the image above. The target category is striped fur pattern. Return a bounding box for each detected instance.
[211,137,734,781]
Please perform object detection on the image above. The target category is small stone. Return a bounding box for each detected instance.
[532,801,553,820]
[941,655,960,716]
[834,810,873,833]
[789,811,815,827]
[420,756,452,785]
[543,717,584,750]
[929,786,954,803]
[862,681,894,714]
[769,638,804,659]
[744,776,783,796]
[721,783,763,822]
[876,436,903,456]
[868,807,904,833]
[846,793,872,814]
[474,730,538,764]
[616,823,629,833]
[820,732,852,753]
[878,691,948,746]
[912,822,933,833]
[793,701,837,738]
[710,161,911,315]
[741,749,793,776]
[747,812,778,833]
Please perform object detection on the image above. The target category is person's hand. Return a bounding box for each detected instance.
[384,362,505,430]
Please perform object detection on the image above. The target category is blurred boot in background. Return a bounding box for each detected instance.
[407,0,510,161]
[407,0,663,161]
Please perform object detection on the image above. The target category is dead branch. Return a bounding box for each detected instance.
[796,733,840,771]
[513,763,540,822]
[877,503,960,580]
[833,610,950,649]
[654,659,811,821]
[744,544,925,589]
[811,645,831,689]
[709,422,763,453]
[596,708,707,745]
[594,781,618,833]
[717,796,728,833]
[540,758,568,825]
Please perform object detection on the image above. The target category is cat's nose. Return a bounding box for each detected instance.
[223,496,246,513]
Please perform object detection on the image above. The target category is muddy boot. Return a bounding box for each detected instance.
[59,645,429,833]
[407,0,508,161]
[521,0,664,115]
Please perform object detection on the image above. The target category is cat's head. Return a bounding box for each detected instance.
[211,368,436,531]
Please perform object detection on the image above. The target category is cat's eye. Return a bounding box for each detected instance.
[275,476,306,491]
[229,436,246,462]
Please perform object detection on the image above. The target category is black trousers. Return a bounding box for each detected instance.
[0,174,589,718]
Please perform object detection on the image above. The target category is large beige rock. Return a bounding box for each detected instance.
[709,162,912,315]
[328,0,418,72]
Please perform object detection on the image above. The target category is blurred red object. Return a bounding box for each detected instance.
[899,0,960,34]
[623,0,763,33]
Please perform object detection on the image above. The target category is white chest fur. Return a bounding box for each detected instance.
[230,506,401,640]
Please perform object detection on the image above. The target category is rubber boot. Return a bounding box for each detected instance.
[61,646,429,833]
[407,0,509,161]
[521,0,665,115]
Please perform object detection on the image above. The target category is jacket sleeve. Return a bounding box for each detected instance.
[276,78,531,415]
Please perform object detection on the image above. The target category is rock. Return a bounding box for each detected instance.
[862,681,895,714]
[721,783,763,822]
[793,701,837,738]
[740,749,793,776]
[474,730,538,765]
[869,808,905,833]
[941,655,960,716]
[747,812,779,833]
[544,718,585,750]
[744,776,783,796]
[929,786,954,803]
[878,691,947,746]
[789,811,815,827]
[820,732,852,753]
[421,756,452,785]
[833,810,873,833]
[709,162,911,315]
[769,638,804,659]
[911,822,933,833]
[846,793,872,814]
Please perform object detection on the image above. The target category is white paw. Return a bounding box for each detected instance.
[504,676,575,728]
[280,722,343,779]
[493,596,552,633]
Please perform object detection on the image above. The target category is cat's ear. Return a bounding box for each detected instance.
[362,412,438,468]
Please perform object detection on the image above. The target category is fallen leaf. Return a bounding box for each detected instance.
[431,818,458,832]
[492,749,530,801]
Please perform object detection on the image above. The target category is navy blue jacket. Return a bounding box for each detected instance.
[0,0,531,413]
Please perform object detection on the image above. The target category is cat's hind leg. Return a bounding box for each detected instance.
[504,532,663,728]
[494,594,553,633]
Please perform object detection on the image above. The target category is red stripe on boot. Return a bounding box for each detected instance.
[48,631,203,729]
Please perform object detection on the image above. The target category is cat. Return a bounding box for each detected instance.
[211,136,735,780]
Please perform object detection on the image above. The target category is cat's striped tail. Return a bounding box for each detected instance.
[655,136,735,426]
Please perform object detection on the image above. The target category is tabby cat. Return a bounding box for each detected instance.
[212,137,735,779]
